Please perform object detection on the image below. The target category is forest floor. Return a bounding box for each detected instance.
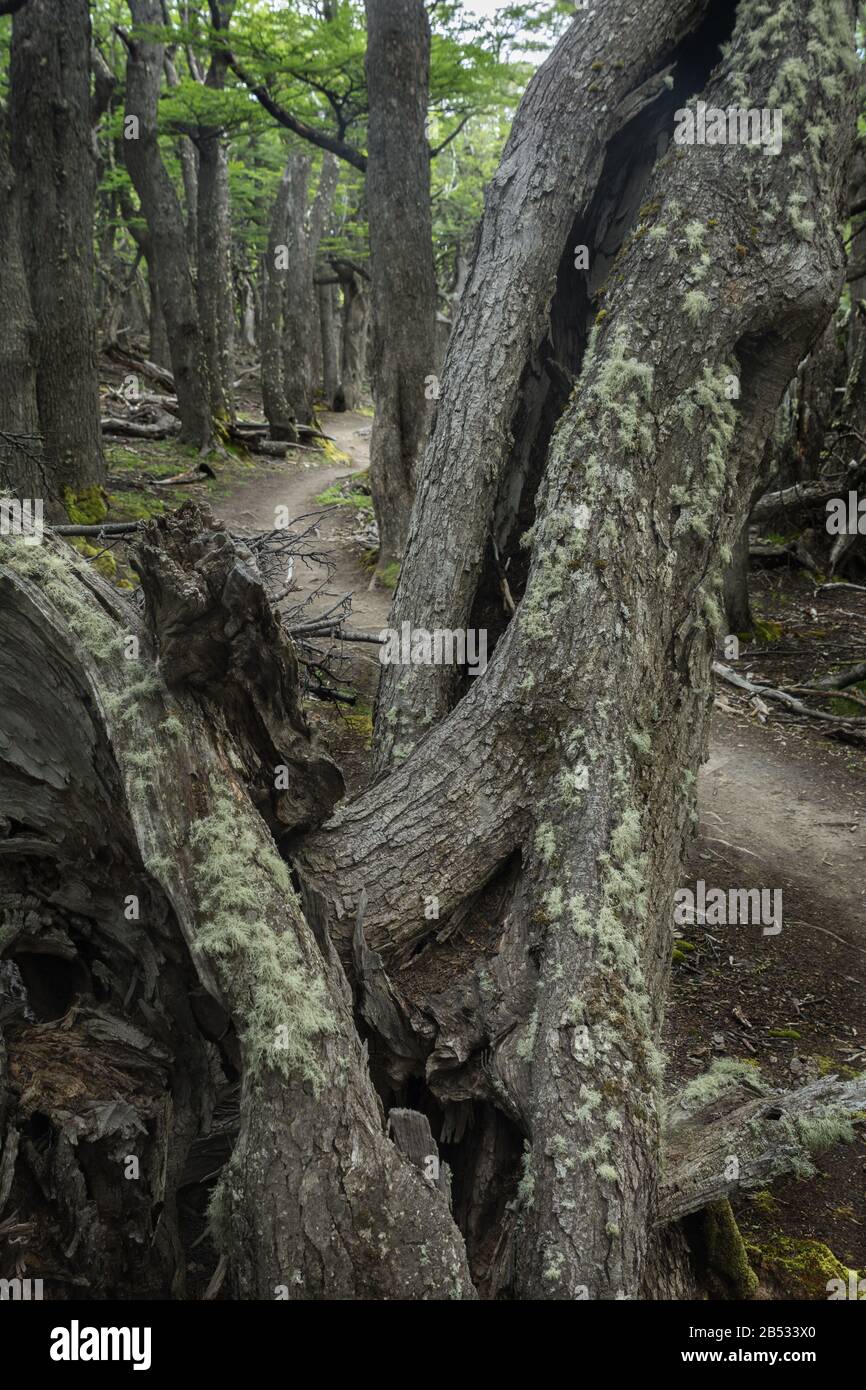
[94,405,866,1298]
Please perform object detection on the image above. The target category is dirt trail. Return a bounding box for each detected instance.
[215,422,865,947]
[698,712,865,950]
[216,411,391,638]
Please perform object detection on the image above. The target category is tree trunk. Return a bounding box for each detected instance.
[319,281,340,409]
[723,522,753,635]
[1,0,860,1306]
[371,0,726,774]
[0,109,44,505]
[281,154,339,425]
[196,131,234,426]
[0,509,473,1299]
[335,263,369,411]
[9,0,105,500]
[261,159,297,441]
[296,0,860,1298]
[364,0,438,569]
[122,0,213,450]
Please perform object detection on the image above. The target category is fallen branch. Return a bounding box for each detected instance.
[712,661,866,724]
[660,1073,866,1225]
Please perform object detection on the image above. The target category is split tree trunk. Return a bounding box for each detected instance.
[364,0,438,569]
[9,0,105,499]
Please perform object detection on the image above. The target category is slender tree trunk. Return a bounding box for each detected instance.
[723,522,754,634]
[364,0,438,568]
[0,109,44,505]
[335,264,369,411]
[280,154,339,425]
[261,159,296,441]
[196,132,234,425]
[122,0,213,449]
[9,0,105,500]
[319,281,340,408]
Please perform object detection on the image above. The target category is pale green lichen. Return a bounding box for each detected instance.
[189,785,333,1083]
[683,289,711,324]
[678,1057,765,1115]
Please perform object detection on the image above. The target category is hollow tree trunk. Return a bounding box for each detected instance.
[9,0,105,499]
[364,0,438,569]
[122,0,213,449]
[372,0,726,773]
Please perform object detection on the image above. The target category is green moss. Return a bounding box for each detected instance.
[70,537,117,579]
[702,1200,758,1298]
[767,1027,800,1039]
[63,485,108,526]
[746,1233,859,1299]
[379,561,401,590]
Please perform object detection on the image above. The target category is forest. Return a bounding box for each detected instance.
[1,0,866,1326]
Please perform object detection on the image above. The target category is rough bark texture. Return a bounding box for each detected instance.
[372,0,718,772]
[318,280,340,409]
[334,260,369,411]
[297,0,859,1298]
[194,1,236,426]
[364,0,438,567]
[261,157,297,441]
[2,0,861,1305]
[283,155,338,424]
[123,0,213,449]
[0,109,43,503]
[9,0,105,499]
[0,510,473,1299]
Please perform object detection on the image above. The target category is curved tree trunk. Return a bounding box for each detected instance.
[9,0,105,500]
[364,0,437,570]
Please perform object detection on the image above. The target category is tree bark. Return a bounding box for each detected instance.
[319,281,340,409]
[261,157,297,441]
[334,261,369,412]
[372,0,719,773]
[0,108,44,504]
[297,0,860,1298]
[9,0,105,500]
[122,0,213,450]
[0,509,473,1299]
[364,0,438,569]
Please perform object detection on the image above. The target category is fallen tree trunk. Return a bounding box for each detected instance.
[0,509,473,1299]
